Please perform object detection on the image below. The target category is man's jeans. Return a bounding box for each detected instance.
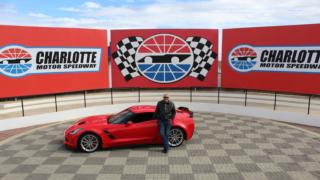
[159,119,171,151]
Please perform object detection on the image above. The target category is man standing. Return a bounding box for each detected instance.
[155,94,176,153]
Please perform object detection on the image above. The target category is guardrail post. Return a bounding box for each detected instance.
[218,87,220,104]
[83,91,87,108]
[307,95,311,115]
[54,95,58,112]
[274,92,277,110]
[21,98,25,117]
[138,88,141,103]
[110,88,113,104]
[244,89,248,107]
[190,87,192,102]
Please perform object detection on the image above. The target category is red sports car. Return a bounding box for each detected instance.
[64,105,195,152]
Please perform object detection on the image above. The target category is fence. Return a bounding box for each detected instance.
[1,88,319,119]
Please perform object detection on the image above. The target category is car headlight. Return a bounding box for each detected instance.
[69,128,82,135]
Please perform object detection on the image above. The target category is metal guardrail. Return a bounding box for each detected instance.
[0,87,319,119]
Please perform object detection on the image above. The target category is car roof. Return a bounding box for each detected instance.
[129,105,156,113]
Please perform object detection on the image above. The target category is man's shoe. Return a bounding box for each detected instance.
[162,149,168,153]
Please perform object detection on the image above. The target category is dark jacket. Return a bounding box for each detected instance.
[155,100,176,121]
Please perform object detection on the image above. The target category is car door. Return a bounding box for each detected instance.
[107,112,158,146]
[130,115,159,143]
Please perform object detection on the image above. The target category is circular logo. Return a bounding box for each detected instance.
[135,34,194,83]
[228,45,257,72]
[0,46,32,77]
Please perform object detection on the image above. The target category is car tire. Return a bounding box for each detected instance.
[168,128,185,147]
[78,133,101,153]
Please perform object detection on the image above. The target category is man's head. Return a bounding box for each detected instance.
[163,94,169,102]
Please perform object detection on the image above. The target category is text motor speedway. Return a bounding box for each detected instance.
[0,25,108,98]
[229,45,320,73]
[222,24,320,94]
[36,49,100,70]
[259,47,320,70]
[0,46,102,77]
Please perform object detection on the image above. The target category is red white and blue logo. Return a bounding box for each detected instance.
[228,45,257,72]
[112,34,217,83]
[0,47,33,77]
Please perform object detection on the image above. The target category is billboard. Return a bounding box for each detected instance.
[111,29,218,88]
[0,25,108,98]
[222,24,320,94]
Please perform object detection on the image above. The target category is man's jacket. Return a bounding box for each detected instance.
[155,100,176,121]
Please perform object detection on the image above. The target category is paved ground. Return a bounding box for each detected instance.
[0,123,55,142]
[0,112,320,180]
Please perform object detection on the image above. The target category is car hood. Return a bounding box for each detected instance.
[75,114,110,125]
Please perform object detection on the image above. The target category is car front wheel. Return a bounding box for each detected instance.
[168,128,185,147]
[78,133,100,153]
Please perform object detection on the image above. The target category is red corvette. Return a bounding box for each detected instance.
[64,105,195,152]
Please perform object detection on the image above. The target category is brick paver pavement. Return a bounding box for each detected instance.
[0,112,320,180]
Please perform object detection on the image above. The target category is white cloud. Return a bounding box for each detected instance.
[28,13,51,18]
[82,1,102,9]
[56,0,320,29]
[58,7,81,12]
[1,0,320,29]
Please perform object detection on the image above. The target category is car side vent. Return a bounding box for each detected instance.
[78,121,85,125]
[104,130,115,139]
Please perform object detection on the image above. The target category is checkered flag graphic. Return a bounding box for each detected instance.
[112,36,144,81]
[186,36,217,81]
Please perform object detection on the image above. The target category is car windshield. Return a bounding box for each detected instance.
[108,109,134,124]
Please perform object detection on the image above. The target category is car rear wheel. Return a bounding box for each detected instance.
[168,128,185,147]
[79,133,100,153]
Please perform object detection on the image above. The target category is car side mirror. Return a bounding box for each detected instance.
[125,121,133,127]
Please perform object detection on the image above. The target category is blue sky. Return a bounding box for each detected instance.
[1,0,320,29]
